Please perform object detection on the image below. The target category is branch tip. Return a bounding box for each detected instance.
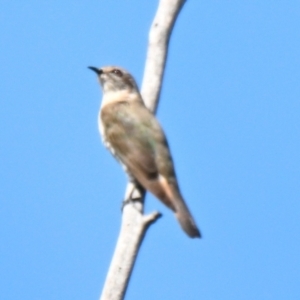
[143,211,162,225]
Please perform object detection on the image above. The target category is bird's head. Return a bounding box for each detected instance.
[88,66,139,94]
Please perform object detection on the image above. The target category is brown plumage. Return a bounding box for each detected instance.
[89,66,201,238]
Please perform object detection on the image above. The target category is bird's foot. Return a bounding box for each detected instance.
[121,192,143,211]
[121,197,140,211]
[121,182,144,211]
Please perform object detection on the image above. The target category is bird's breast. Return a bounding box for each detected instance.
[98,110,115,153]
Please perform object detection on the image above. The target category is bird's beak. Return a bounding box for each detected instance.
[88,66,102,75]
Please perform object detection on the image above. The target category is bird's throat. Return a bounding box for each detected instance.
[101,90,142,109]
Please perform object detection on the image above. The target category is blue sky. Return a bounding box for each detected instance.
[1,1,300,299]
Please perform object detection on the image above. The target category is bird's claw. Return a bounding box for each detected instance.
[121,196,141,211]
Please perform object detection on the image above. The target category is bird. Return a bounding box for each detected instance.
[88,65,201,238]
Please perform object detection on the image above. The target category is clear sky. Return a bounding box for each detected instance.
[1,1,300,299]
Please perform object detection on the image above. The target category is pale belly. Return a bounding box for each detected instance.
[98,112,134,181]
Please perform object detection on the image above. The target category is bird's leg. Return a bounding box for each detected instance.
[121,180,144,211]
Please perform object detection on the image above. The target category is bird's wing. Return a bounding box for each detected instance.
[102,101,177,210]
[104,102,160,178]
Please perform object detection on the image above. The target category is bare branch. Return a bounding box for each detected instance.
[142,0,186,113]
[100,206,161,300]
[100,1,186,299]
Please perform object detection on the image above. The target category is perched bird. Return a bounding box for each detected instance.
[88,66,201,238]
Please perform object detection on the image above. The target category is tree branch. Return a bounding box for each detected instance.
[100,1,186,299]
[142,0,186,113]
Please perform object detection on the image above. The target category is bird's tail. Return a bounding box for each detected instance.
[174,196,201,238]
[141,174,201,238]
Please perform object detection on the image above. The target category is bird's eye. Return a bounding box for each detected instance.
[112,69,123,77]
